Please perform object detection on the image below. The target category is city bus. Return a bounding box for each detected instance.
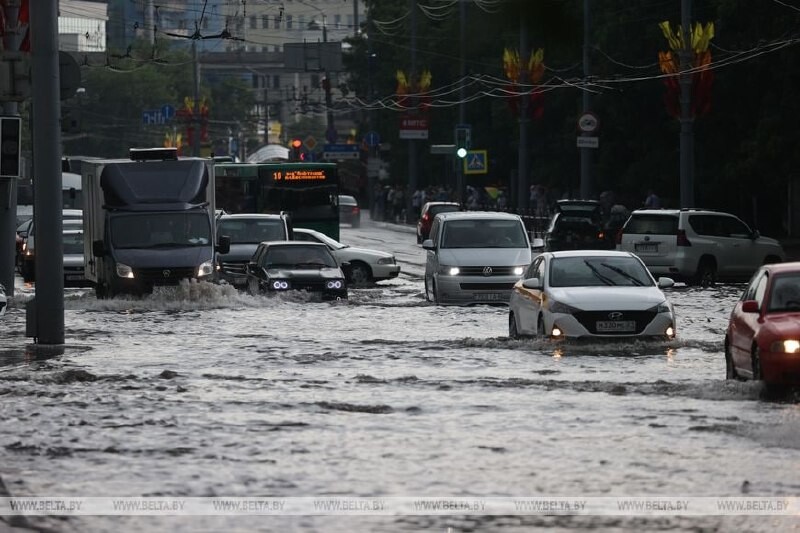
[215,162,340,240]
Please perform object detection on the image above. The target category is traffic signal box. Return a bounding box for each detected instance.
[289,138,304,162]
[0,116,22,177]
[455,125,471,159]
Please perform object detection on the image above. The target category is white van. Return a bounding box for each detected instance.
[422,211,532,305]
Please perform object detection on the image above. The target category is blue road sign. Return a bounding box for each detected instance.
[364,131,380,147]
[463,149,488,175]
[162,104,176,121]
[323,143,360,160]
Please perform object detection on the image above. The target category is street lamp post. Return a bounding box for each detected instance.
[300,0,335,144]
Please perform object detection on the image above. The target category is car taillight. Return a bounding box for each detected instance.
[615,229,623,245]
[352,206,360,214]
[598,231,605,240]
[677,229,691,246]
[422,213,430,222]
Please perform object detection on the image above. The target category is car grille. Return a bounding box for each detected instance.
[288,279,327,292]
[221,261,247,274]
[459,282,516,291]
[136,267,196,285]
[457,266,519,276]
[573,310,657,335]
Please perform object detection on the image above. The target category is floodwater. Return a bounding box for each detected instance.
[1,221,798,532]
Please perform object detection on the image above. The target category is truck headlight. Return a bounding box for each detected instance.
[438,265,459,275]
[513,266,524,276]
[197,260,214,278]
[116,263,134,279]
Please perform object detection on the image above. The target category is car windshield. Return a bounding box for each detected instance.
[63,233,83,254]
[429,205,459,217]
[219,219,286,244]
[767,273,800,313]
[549,256,654,287]
[441,219,527,248]
[110,212,211,249]
[265,245,337,268]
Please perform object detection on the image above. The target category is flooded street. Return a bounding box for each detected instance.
[1,221,799,532]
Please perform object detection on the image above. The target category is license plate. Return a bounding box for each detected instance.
[475,293,502,301]
[232,277,247,285]
[66,274,84,281]
[634,243,658,253]
[596,320,636,332]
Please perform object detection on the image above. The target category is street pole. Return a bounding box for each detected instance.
[406,0,418,223]
[679,0,694,208]
[517,15,530,211]
[322,17,335,146]
[579,0,593,200]
[192,40,200,157]
[456,0,466,207]
[29,0,65,344]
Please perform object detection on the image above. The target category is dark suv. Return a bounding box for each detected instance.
[544,199,612,252]
[216,213,293,288]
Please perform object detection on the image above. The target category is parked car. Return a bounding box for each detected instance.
[338,195,361,227]
[216,213,292,288]
[63,229,89,286]
[293,227,400,284]
[422,211,531,305]
[617,208,785,286]
[244,241,348,300]
[508,250,676,340]
[724,262,800,386]
[18,215,83,283]
[416,201,460,244]
[0,283,6,318]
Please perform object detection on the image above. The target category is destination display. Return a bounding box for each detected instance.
[271,169,331,181]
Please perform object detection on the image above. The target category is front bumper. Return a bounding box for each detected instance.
[760,351,800,385]
[435,274,519,305]
[547,311,675,339]
[373,264,401,280]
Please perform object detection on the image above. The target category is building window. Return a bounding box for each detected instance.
[347,15,353,29]
[286,15,293,30]
[273,45,280,52]
[334,14,341,29]
[262,46,269,53]
[273,75,281,89]
[298,15,305,29]
[262,15,269,29]
[310,74,320,88]
[250,16,257,29]
[274,16,280,29]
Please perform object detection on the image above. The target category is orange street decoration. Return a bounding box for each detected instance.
[658,21,714,119]
[503,48,545,120]
[176,96,211,154]
[395,69,432,112]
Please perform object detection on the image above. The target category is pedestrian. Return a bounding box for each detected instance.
[644,189,661,209]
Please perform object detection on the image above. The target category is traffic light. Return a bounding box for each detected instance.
[454,125,471,159]
[0,116,21,177]
[289,138,303,162]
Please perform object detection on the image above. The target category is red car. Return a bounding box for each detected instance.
[725,262,800,386]
[416,201,460,244]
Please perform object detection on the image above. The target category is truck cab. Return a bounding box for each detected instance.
[83,148,230,298]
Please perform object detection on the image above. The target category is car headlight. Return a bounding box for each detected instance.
[197,260,214,278]
[770,340,800,354]
[439,265,460,276]
[513,266,524,276]
[326,280,344,289]
[377,256,396,265]
[271,280,290,290]
[648,301,672,314]
[116,262,134,279]
[549,300,580,314]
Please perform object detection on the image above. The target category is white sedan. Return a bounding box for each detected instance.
[508,250,676,340]
[293,228,401,285]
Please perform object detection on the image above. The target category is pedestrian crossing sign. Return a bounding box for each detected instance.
[463,150,488,175]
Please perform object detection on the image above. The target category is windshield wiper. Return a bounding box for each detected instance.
[597,262,645,286]
[582,260,615,286]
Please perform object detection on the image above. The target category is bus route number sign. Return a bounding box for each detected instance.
[272,169,329,181]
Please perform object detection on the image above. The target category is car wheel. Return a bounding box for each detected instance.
[247,277,260,296]
[424,276,432,302]
[536,315,546,338]
[724,340,740,380]
[417,233,423,244]
[348,261,372,285]
[509,312,520,339]
[95,282,107,300]
[693,258,716,287]
[751,344,763,381]
[432,280,441,305]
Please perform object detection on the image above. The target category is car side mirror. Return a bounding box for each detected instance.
[422,239,434,250]
[741,300,760,313]
[217,235,231,255]
[750,230,760,240]
[657,277,675,289]
[530,237,545,250]
[92,239,106,257]
[522,277,542,290]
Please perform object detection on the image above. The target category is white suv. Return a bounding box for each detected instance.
[617,208,785,285]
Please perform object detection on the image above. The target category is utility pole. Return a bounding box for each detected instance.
[321,19,335,146]
[145,0,155,45]
[516,15,530,211]
[192,40,200,157]
[353,0,359,38]
[29,0,65,344]
[579,0,593,199]
[679,0,694,207]
[406,0,418,223]
[456,0,466,206]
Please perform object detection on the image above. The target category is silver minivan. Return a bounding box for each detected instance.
[422,211,532,305]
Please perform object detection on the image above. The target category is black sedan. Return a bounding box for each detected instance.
[244,241,348,300]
